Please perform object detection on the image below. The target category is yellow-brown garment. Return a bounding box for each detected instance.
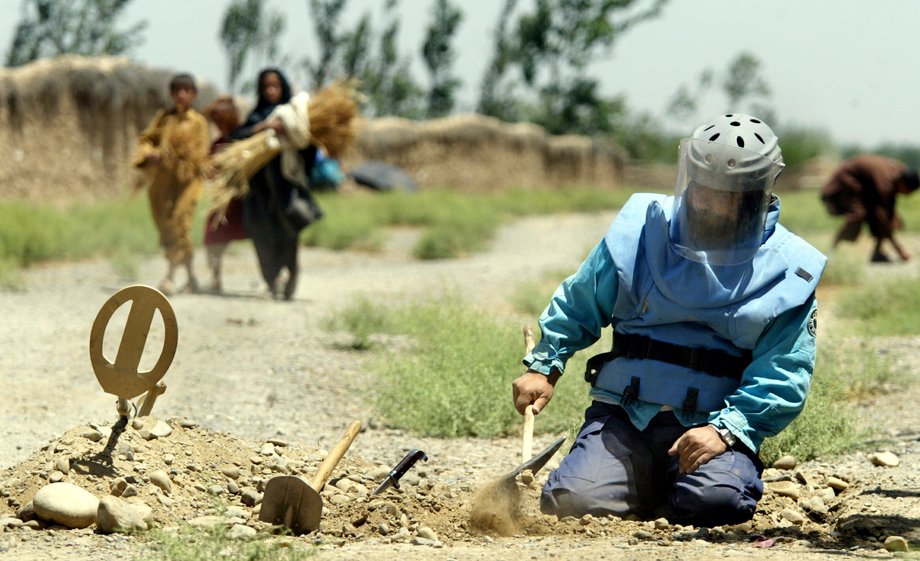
[133,108,210,265]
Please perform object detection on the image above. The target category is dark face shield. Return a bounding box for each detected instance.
[670,139,782,265]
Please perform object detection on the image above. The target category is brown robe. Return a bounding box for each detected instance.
[820,154,905,241]
[133,108,210,265]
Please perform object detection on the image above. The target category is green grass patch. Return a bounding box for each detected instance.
[834,277,920,336]
[327,292,600,438]
[321,295,395,349]
[0,196,166,269]
[306,187,637,260]
[818,247,867,287]
[330,286,907,466]
[141,525,314,561]
[511,268,574,316]
[759,337,898,463]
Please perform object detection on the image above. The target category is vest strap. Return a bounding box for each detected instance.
[607,333,751,380]
[585,333,753,386]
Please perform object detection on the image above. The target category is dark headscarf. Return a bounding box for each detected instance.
[243,67,293,127]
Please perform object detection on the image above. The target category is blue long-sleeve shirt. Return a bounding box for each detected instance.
[523,240,818,453]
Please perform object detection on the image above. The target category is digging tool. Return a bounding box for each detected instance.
[259,420,361,534]
[372,449,428,495]
[89,285,178,419]
[499,326,566,489]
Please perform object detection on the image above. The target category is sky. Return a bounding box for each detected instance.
[2,0,919,147]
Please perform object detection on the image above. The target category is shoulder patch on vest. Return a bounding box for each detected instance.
[795,267,814,282]
[807,308,818,337]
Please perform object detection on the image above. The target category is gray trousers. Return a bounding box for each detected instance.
[541,401,763,527]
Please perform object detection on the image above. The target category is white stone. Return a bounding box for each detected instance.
[148,471,172,494]
[96,496,154,534]
[228,524,257,539]
[32,483,99,529]
[867,451,900,467]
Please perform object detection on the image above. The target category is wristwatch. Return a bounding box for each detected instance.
[710,424,737,447]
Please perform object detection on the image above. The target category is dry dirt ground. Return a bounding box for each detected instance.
[1,212,919,561]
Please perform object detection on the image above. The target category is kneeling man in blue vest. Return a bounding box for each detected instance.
[513,114,825,527]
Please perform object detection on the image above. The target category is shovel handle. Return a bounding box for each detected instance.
[522,325,536,462]
[311,420,362,491]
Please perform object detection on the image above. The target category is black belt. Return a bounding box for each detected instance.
[585,333,751,386]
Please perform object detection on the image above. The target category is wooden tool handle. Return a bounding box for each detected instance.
[311,420,362,491]
[522,405,535,462]
[522,325,536,462]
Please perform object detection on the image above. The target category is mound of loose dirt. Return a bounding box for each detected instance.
[2,410,917,554]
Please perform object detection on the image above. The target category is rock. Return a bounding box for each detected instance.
[335,478,369,495]
[110,478,128,497]
[150,420,173,438]
[188,515,224,527]
[163,454,175,466]
[148,471,172,494]
[768,481,800,500]
[16,501,35,522]
[48,471,65,483]
[780,509,805,525]
[883,536,909,552]
[96,496,154,534]
[259,443,276,456]
[121,485,139,498]
[867,451,900,467]
[220,465,241,480]
[228,524,256,539]
[328,494,352,505]
[800,496,828,515]
[32,482,99,529]
[240,489,262,507]
[772,455,797,470]
[224,506,248,519]
[80,430,103,442]
[53,458,70,475]
[417,526,437,541]
[653,517,669,529]
[0,517,22,529]
[826,476,849,492]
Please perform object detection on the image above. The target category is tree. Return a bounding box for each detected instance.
[359,0,423,118]
[477,0,522,122]
[478,0,670,135]
[5,0,147,67]
[421,0,463,118]
[219,0,285,93]
[666,52,774,126]
[304,0,349,89]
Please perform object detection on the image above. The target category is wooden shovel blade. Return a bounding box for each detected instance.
[258,475,322,534]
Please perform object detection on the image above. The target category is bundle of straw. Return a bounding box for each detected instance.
[206,80,361,219]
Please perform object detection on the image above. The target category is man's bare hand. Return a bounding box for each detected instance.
[667,425,727,474]
[511,370,558,415]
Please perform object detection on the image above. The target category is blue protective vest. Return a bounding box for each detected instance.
[594,193,826,412]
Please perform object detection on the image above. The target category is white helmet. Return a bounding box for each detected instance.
[670,114,785,266]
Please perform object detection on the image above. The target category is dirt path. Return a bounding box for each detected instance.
[1,213,918,560]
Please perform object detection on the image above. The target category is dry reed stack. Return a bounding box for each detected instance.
[206,81,361,217]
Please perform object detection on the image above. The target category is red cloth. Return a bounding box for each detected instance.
[204,135,249,245]
[205,197,247,245]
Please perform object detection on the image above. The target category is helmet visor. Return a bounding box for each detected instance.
[670,139,781,265]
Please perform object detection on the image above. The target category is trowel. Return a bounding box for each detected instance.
[259,420,361,534]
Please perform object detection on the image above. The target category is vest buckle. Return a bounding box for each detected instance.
[682,387,699,415]
[621,376,641,406]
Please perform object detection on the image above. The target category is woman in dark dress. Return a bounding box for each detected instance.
[232,68,320,300]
